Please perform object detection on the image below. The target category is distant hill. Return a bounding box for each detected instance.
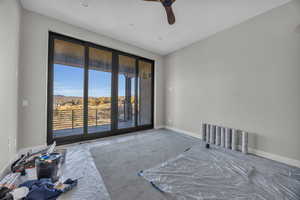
[54,95,83,105]
[53,95,122,106]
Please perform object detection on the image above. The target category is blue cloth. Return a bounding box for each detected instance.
[19,179,62,200]
[61,179,78,193]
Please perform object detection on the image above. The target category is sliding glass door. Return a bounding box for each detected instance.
[48,32,154,145]
[118,55,136,129]
[88,47,113,134]
[51,39,85,138]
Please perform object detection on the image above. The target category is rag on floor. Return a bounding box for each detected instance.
[19,178,77,200]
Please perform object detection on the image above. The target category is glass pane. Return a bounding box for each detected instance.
[138,60,153,126]
[88,47,112,133]
[118,55,136,129]
[52,39,84,138]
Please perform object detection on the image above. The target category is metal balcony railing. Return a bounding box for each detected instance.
[53,109,110,131]
[53,103,133,131]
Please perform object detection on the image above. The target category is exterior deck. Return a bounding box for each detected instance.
[53,121,134,138]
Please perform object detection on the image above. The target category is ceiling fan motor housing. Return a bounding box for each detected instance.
[162,0,173,7]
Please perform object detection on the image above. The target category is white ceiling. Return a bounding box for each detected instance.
[20,0,291,55]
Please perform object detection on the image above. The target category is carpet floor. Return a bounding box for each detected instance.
[90,129,199,200]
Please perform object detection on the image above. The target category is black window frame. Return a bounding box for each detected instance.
[47,32,155,145]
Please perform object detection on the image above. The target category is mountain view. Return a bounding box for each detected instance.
[53,95,133,131]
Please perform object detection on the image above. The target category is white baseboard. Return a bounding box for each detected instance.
[1,161,12,179]
[164,126,202,140]
[248,148,300,168]
[0,153,20,179]
[154,125,165,129]
[164,126,300,168]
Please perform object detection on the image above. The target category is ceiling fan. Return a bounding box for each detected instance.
[144,0,176,25]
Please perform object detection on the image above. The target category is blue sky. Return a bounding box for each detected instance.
[54,64,130,97]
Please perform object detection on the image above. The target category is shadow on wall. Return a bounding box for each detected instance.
[295,24,300,34]
[233,130,257,150]
[242,131,258,150]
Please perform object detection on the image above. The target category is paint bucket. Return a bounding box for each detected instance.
[36,153,61,182]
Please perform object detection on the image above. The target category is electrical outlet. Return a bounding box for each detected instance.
[8,137,16,155]
[22,99,29,107]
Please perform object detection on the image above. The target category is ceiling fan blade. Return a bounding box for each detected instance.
[143,0,176,25]
[164,5,176,25]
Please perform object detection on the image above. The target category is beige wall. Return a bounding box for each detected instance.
[18,10,164,149]
[0,0,21,172]
[164,1,300,161]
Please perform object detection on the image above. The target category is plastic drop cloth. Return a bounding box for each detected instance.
[16,130,162,200]
[17,142,111,200]
[57,144,110,200]
[139,143,300,200]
